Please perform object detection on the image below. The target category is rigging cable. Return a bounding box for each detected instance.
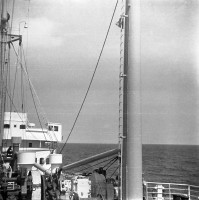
[72,156,118,173]
[4,32,11,145]
[21,45,49,125]
[5,41,11,145]
[5,85,37,142]
[10,42,48,142]
[2,51,43,146]
[20,45,25,112]
[109,165,119,178]
[11,43,20,113]
[22,44,55,143]
[5,92,45,150]
[103,156,118,170]
[60,0,119,154]
[2,22,12,145]
[7,33,13,141]
[21,44,49,142]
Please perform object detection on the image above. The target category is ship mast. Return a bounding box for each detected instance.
[121,0,128,199]
[0,0,8,151]
[122,0,142,199]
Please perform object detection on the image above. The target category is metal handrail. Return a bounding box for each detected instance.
[144,181,199,200]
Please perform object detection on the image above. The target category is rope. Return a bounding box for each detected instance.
[4,43,11,144]
[5,80,48,143]
[7,41,12,142]
[21,48,48,142]
[21,45,49,124]
[1,22,50,146]
[3,34,11,145]
[104,156,118,171]
[60,0,119,154]
[20,46,25,112]
[5,83,39,133]
[10,42,48,142]
[11,44,20,113]
[72,156,118,173]
[109,165,119,178]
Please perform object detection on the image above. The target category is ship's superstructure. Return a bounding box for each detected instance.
[3,112,62,150]
[0,0,64,198]
[3,111,63,173]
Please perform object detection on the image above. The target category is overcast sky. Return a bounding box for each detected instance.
[8,0,199,144]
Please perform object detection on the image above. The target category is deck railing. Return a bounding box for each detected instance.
[144,181,199,200]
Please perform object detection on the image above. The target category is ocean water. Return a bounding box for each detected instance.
[143,144,199,186]
[57,144,199,186]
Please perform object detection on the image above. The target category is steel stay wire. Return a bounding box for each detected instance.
[71,155,118,174]
[4,42,48,143]
[4,84,41,143]
[104,156,118,171]
[60,0,119,154]
[21,44,48,125]
[109,165,119,178]
[21,45,55,142]
[10,42,48,142]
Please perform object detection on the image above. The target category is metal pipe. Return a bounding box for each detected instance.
[127,0,142,199]
[61,148,119,171]
[33,163,51,175]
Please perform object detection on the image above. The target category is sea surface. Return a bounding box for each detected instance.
[57,144,199,186]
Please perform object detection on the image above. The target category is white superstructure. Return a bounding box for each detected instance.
[2,112,62,170]
[3,112,62,148]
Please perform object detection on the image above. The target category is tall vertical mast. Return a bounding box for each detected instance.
[0,0,7,151]
[121,0,129,199]
[126,0,142,199]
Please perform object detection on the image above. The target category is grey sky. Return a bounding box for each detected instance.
[10,0,199,144]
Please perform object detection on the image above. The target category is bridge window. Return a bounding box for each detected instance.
[46,158,50,164]
[54,126,58,131]
[20,125,26,129]
[40,158,45,164]
[48,125,53,131]
[4,124,10,128]
[29,143,32,147]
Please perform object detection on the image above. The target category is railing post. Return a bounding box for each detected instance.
[188,185,190,200]
[146,182,148,200]
[169,183,171,200]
